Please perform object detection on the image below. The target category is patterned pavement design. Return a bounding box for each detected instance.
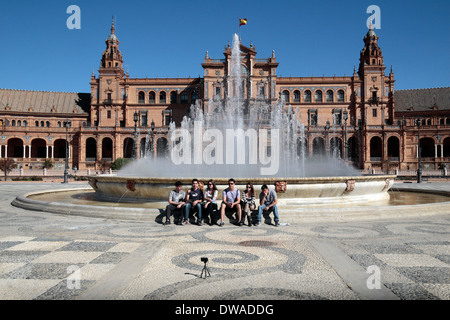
[0,182,449,300]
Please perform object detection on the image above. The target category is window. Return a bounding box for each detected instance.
[326,90,334,102]
[141,112,148,127]
[163,110,172,126]
[165,115,171,126]
[337,90,344,102]
[160,91,166,104]
[304,90,312,102]
[138,91,145,104]
[17,120,21,126]
[192,91,198,103]
[282,90,290,102]
[46,121,50,127]
[372,109,377,117]
[170,91,177,104]
[315,90,323,102]
[149,91,155,104]
[259,86,265,97]
[333,109,342,125]
[107,110,111,119]
[180,91,188,104]
[35,121,39,127]
[308,109,318,126]
[293,90,300,102]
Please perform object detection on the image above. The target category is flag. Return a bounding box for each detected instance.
[239,18,247,27]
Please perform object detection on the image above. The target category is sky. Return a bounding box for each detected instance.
[0,0,449,93]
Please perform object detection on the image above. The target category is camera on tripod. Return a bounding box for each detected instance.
[200,257,210,279]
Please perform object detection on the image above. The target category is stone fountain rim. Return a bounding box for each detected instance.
[89,174,397,184]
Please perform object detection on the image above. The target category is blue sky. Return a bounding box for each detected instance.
[0,0,449,93]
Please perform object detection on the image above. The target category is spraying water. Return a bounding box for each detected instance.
[119,34,360,178]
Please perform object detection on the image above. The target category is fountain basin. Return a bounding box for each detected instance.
[88,175,396,205]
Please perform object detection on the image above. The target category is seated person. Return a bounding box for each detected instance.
[241,182,256,226]
[183,178,204,225]
[165,181,186,225]
[203,179,218,225]
[219,178,242,226]
[257,184,279,226]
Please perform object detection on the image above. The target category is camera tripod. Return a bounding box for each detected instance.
[200,260,211,279]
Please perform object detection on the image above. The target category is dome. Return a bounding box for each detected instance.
[107,33,119,42]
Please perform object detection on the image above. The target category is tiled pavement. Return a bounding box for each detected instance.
[0,182,449,301]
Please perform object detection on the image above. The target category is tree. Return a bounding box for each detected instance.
[110,157,131,170]
[44,158,54,169]
[0,159,17,181]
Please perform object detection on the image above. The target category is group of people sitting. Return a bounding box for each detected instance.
[164,178,280,227]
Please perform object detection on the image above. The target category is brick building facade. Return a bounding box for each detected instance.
[1,22,449,172]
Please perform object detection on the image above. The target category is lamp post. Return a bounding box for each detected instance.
[416,117,422,183]
[133,112,139,159]
[63,120,71,184]
[343,110,348,161]
[150,119,155,158]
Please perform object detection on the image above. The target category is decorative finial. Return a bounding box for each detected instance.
[205,51,209,59]
[272,50,275,58]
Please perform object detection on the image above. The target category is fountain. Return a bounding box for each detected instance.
[88,34,395,207]
[12,34,450,222]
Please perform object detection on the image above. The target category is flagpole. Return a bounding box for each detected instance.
[239,18,241,41]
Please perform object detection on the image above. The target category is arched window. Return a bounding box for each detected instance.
[304,90,312,102]
[282,90,290,103]
[337,90,345,102]
[11,120,16,126]
[149,91,155,104]
[293,90,301,102]
[159,91,166,104]
[138,91,145,104]
[170,91,177,104]
[17,120,21,126]
[326,90,334,102]
[46,121,50,127]
[315,90,323,102]
[35,120,39,127]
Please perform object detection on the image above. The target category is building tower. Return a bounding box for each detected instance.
[90,18,126,128]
